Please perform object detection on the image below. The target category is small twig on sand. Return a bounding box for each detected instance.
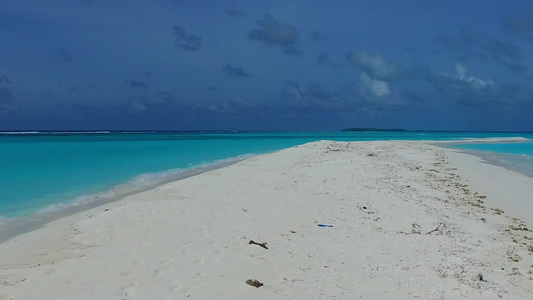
[427,223,446,235]
[249,240,268,249]
[336,284,350,291]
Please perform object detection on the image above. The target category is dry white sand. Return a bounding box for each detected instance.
[0,140,532,299]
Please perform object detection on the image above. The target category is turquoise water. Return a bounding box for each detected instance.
[1,131,532,222]
[454,141,533,177]
[454,141,533,156]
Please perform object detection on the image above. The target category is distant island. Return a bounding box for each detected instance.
[342,128,407,132]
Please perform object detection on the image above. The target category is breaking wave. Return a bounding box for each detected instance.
[37,153,256,213]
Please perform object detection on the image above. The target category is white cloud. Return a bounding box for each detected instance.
[347,49,403,80]
[284,84,303,100]
[359,72,390,97]
[129,100,147,114]
[441,63,495,88]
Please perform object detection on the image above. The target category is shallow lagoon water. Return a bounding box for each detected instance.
[453,141,533,177]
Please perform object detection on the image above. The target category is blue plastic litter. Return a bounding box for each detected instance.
[318,224,333,227]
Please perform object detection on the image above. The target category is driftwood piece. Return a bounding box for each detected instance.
[427,223,446,235]
[249,240,268,249]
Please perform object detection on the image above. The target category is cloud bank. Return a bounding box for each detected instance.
[346,49,404,80]
[359,73,390,97]
[225,5,246,19]
[316,52,329,66]
[0,87,16,114]
[223,64,250,77]
[249,15,302,57]
[125,80,148,89]
[172,26,202,51]
[283,79,344,111]
[59,48,73,63]
[435,29,524,71]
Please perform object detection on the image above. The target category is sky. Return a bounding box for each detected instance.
[1,0,533,131]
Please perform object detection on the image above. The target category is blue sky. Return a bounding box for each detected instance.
[1,0,533,131]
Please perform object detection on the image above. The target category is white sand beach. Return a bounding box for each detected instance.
[0,140,532,299]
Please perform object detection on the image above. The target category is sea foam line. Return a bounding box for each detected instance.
[0,153,257,226]
[29,153,256,218]
[0,131,111,135]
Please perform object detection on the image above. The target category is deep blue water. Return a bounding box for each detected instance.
[1,131,532,222]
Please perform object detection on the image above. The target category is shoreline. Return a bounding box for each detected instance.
[448,148,533,178]
[0,156,252,244]
[0,140,532,299]
[1,138,531,243]
[430,138,533,224]
[434,137,533,179]
[1,138,531,242]
[447,147,533,179]
[436,146,533,226]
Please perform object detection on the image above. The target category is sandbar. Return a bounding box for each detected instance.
[0,140,532,299]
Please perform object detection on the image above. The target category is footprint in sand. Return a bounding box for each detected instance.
[0,275,28,287]
[159,259,175,266]
[132,259,149,267]
[139,240,151,248]
[191,272,207,279]
[147,227,159,233]
[153,269,167,278]
[193,258,206,266]
[119,282,141,298]
[169,280,183,292]
[0,280,14,287]
[124,249,139,257]
[45,267,61,275]
[120,270,139,278]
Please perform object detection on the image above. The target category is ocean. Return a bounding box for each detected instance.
[1,131,532,225]
[453,140,533,177]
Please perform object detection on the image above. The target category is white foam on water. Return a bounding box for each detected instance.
[0,131,111,135]
[0,131,41,135]
[34,153,257,216]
